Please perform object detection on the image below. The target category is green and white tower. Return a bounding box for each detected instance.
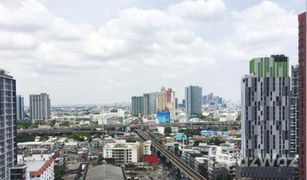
[240,55,296,179]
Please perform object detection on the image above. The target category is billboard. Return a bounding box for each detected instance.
[157,111,170,123]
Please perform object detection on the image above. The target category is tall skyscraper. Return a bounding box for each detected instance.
[240,55,296,179]
[202,95,208,105]
[298,12,307,180]
[185,85,202,118]
[155,87,176,119]
[0,70,17,180]
[143,93,156,117]
[290,66,299,154]
[182,99,186,108]
[131,96,144,117]
[16,95,24,121]
[29,93,51,121]
[208,92,214,104]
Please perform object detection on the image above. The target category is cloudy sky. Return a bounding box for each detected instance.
[0,0,304,105]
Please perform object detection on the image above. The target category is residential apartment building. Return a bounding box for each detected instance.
[155,87,176,119]
[16,95,24,121]
[131,96,144,117]
[103,139,140,164]
[142,140,152,155]
[29,93,51,121]
[290,65,299,154]
[0,70,17,180]
[10,164,30,180]
[185,85,202,118]
[298,12,307,180]
[240,55,296,179]
[143,93,156,117]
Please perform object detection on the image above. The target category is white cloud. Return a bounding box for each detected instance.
[232,1,297,55]
[0,0,300,104]
[82,7,217,68]
[0,31,38,50]
[162,73,177,79]
[0,0,52,32]
[168,0,226,21]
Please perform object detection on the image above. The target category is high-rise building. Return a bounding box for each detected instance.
[208,93,214,104]
[155,87,176,119]
[182,99,186,108]
[143,93,156,117]
[185,85,202,118]
[16,95,24,121]
[290,65,299,154]
[298,12,307,180]
[240,55,296,179]
[131,96,144,117]
[202,95,208,105]
[29,93,51,121]
[0,70,17,180]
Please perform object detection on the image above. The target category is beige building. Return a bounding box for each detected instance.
[155,87,176,119]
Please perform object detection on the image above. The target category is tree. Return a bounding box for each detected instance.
[216,173,232,180]
[54,164,66,180]
[17,133,35,143]
[165,127,172,134]
[236,113,241,121]
[60,121,70,127]
[208,137,225,145]
[96,155,104,165]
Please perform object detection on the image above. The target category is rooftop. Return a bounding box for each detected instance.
[27,161,46,172]
[0,69,12,78]
[86,165,124,180]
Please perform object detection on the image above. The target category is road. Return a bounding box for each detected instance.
[135,129,207,180]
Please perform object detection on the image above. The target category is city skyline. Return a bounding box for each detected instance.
[0,0,304,105]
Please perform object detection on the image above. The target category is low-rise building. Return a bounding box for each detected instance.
[103,139,140,164]
[10,164,30,180]
[142,140,152,155]
[13,150,59,180]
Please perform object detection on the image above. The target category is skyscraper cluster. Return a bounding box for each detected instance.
[131,86,206,120]
[202,93,223,106]
[131,87,176,119]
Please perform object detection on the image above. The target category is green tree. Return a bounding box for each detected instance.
[96,155,104,165]
[216,173,232,180]
[54,164,66,180]
[65,131,91,141]
[40,135,49,141]
[208,137,225,145]
[236,113,241,121]
[17,120,32,129]
[60,121,70,127]
[17,133,35,143]
[165,127,172,134]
